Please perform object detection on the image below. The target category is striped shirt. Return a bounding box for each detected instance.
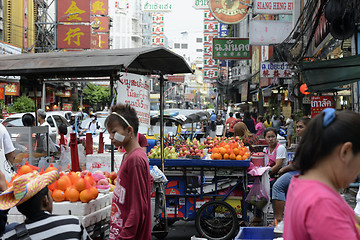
[2,212,91,240]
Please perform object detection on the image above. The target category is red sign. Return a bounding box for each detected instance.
[311,96,334,118]
[90,0,108,15]
[57,0,90,22]
[62,103,73,111]
[0,83,20,96]
[168,75,185,83]
[91,16,109,33]
[0,87,4,100]
[57,25,91,49]
[209,0,250,24]
[152,14,164,24]
[91,34,109,49]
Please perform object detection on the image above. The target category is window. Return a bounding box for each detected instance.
[196,49,203,52]
[174,43,180,48]
[46,117,56,128]
[181,43,188,49]
[196,38,202,43]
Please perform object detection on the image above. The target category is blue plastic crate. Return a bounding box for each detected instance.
[235,227,274,240]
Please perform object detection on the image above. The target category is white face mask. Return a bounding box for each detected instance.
[91,117,95,121]
[114,132,125,142]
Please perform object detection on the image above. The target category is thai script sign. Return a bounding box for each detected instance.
[193,0,209,10]
[143,0,172,12]
[210,0,250,24]
[117,73,150,128]
[213,38,251,60]
[253,0,294,15]
[91,0,108,15]
[57,0,90,23]
[250,20,292,45]
[311,96,333,118]
[57,25,91,49]
[260,62,292,78]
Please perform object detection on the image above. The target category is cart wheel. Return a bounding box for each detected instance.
[195,201,239,240]
[152,219,168,239]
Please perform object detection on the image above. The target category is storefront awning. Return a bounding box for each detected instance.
[299,55,360,92]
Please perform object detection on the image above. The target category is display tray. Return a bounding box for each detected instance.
[149,158,250,168]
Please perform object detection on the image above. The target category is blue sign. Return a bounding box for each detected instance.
[219,23,228,37]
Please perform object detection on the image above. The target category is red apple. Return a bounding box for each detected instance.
[110,171,117,181]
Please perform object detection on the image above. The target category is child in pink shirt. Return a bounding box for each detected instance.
[283,109,360,239]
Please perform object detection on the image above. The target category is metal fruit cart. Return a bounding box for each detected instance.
[150,158,250,240]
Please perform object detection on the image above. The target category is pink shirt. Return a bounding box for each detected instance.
[109,148,152,240]
[284,176,360,240]
[255,122,265,136]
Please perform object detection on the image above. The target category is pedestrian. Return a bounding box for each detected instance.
[215,114,224,137]
[36,109,58,153]
[264,115,272,128]
[271,117,310,229]
[285,114,295,148]
[243,111,256,134]
[283,109,360,239]
[105,104,152,240]
[21,113,35,127]
[57,123,68,146]
[209,111,217,138]
[271,115,281,132]
[233,122,261,152]
[0,122,15,168]
[224,112,236,137]
[255,115,266,138]
[81,114,101,134]
[235,112,242,122]
[37,109,50,132]
[0,171,91,239]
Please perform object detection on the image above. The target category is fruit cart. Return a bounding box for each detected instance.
[150,158,250,240]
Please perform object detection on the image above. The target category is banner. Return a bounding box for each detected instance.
[260,62,292,78]
[57,25,91,49]
[90,0,108,15]
[57,0,90,23]
[116,73,150,128]
[91,34,109,49]
[253,0,294,15]
[213,38,251,60]
[91,16,109,33]
[311,96,333,118]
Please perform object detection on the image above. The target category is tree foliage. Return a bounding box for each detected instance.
[8,96,35,113]
[83,83,110,110]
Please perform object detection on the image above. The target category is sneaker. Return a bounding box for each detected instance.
[274,221,284,234]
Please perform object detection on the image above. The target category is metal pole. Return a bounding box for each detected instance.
[41,81,46,110]
[34,82,38,125]
[110,75,115,172]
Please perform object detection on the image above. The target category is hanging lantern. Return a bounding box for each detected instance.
[300,83,310,95]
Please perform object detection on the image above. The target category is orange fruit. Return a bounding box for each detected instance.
[56,176,71,191]
[219,147,226,155]
[67,172,79,185]
[210,153,215,160]
[89,187,99,200]
[239,149,245,156]
[224,144,230,150]
[84,174,96,187]
[19,165,33,175]
[65,187,80,202]
[230,153,236,160]
[75,178,87,192]
[79,189,93,203]
[223,153,230,159]
[233,148,239,155]
[52,189,65,202]
[236,155,242,160]
[212,147,219,154]
[242,155,248,160]
[45,163,58,173]
[244,152,250,159]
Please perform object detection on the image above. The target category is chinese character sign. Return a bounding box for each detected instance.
[91,0,108,15]
[116,73,151,128]
[57,25,91,49]
[57,0,90,23]
[311,96,333,118]
[91,34,109,49]
[260,62,292,78]
[213,38,251,59]
[90,16,109,33]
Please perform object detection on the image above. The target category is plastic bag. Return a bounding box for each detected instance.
[245,177,269,209]
[150,165,168,183]
[59,145,71,171]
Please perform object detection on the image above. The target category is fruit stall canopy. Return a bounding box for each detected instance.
[0,47,193,79]
[299,55,360,92]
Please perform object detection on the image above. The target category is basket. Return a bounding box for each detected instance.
[251,152,265,167]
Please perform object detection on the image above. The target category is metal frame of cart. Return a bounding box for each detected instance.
[150,158,250,240]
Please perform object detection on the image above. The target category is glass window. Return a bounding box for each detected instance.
[196,49,203,52]
[196,38,202,43]
[46,116,55,127]
[181,44,188,49]
[174,43,180,48]
[2,117,23,127]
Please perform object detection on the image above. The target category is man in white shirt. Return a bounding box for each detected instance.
[37,109,50,133]
[0,124,15,165]
[81,114,101,134]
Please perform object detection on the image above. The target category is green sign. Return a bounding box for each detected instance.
[213,38,251,60]
[194,0,209,9]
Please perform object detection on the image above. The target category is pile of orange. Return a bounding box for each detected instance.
[210,141,250,160]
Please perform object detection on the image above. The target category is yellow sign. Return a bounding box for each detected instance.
[65,1,86,21]
[64,28,84,46]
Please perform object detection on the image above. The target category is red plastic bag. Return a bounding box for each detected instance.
[245,177,269,209]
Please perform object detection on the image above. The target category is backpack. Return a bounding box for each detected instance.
[88,121,100,130]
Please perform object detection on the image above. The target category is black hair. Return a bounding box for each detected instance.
[264,127,277,137]
[229,112,233,117]
[274,115,278,120]
[90,114,97,120]
[257,115,263,122]
[235,112,241,119]
[266,115,271,124]
[22,113,35,127]
[17,187,49,218]
[105,104,139,134]
[244,111,251,119]
[58,123,68,135]
[297,117,310,126]
[295,110,360,174]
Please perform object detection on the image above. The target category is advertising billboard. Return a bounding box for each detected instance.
[57,25,91,49]
[57,0,90,23]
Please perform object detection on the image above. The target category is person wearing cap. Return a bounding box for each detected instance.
[81,114,101,135]
[105,103,152,240]
[0,170,91,239]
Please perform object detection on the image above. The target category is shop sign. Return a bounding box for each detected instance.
[204,46,213,56]
[168,75,185,83]
[204,56,218,68]
[252,46,260,84]
[250,20,292,45]
[241,82,248,102]
[204,21,218,32]
[57,0,90,23]
[152,14,164,24]
[218,23,229,37]
[314,11,330,49]
[91,33,109,49]
[204,10,215,21]
[209,0,250,24]
[311,96,333,118]
[253,0,294,15]
[55,90,72,97]
[185,93,195,100]
[57,25,91,49]
[0,87,4,100]
[260,62,292,78]
[62,103,73,111]
[90,0,108,15]
[0,83,20,96]
[91,16,109,33]
[143,0,172,12]
[116,73,150,128]
[193,0,209,10]
[203,68,218,79]
[151,36,164,45]
[152,25,164,35]
[213,38,251,60]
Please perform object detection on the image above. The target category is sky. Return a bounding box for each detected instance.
[164,0,204,39]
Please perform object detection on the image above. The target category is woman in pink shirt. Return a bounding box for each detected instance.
[283,109,360,240]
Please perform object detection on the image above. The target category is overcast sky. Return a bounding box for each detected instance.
[164,0,203,39]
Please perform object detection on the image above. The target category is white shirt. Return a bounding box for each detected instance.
[264,143,288,167]
[87,121,100,133]
[40,121,51,134]
[0,124,15,154]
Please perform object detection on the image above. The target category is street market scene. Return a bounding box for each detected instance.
[0,0,359,240]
